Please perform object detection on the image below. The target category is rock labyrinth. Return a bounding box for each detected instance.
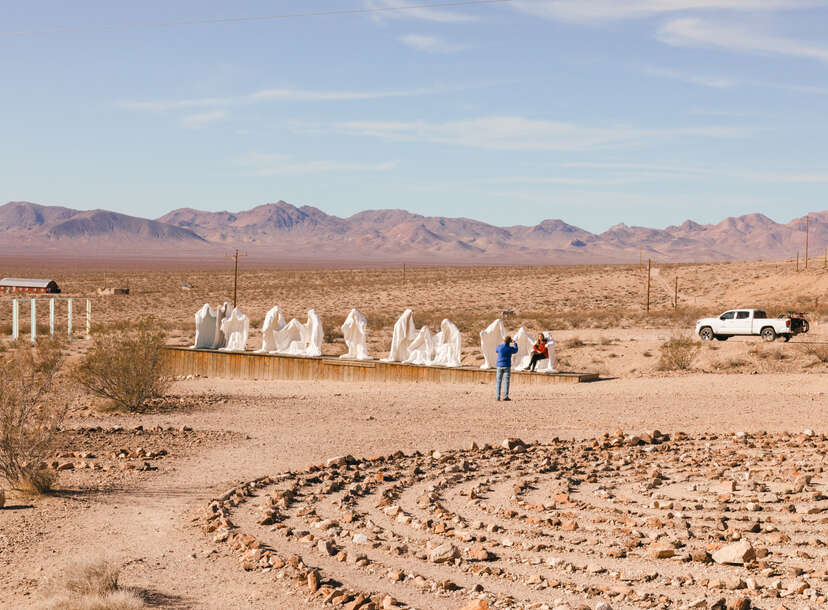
[201,431,828,610]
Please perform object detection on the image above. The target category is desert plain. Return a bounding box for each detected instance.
[1,259,827,610]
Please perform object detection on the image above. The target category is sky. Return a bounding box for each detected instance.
[2,0,828,232]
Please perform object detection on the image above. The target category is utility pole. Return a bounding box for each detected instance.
[225,249,248,308]
[639,247,643,271]
[804,215,809,270]
[796,250,799,272]
[403,263,406,284]
[674,275,678,310]
[646,259,651,313]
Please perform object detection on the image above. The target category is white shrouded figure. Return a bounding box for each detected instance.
[428,318,462,367]
[512,327,534,370]
[259,306,286,353]
[193,302,231,349]
[534,335,557,373]
[383,309,417,362]
[282,309,323,356]
[273,318,303,353]
[479,318,505,369]
[403,326,434,365]
[340,309,371,360]
[220,308,249,352]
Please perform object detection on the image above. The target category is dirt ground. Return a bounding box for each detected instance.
[1,260,827,609]
[2,373,827,609]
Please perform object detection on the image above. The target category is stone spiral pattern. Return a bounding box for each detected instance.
[200,431,828,610]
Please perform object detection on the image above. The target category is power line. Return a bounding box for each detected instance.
[1,0,516,37]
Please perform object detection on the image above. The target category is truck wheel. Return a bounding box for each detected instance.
[699,327,714,341]
[761,327,777,342]
[802,321,809,333]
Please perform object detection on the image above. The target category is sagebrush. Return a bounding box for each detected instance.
[657,334,700,371]
[0,339,65,493]
[74,321,169,412]
[43,557,144,610]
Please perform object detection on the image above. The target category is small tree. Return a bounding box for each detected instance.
[0,338,66,493]
[74,321,169,412]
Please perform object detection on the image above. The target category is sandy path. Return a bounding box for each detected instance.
[5,373,827,608]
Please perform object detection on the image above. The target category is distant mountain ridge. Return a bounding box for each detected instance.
[1,200,824,264]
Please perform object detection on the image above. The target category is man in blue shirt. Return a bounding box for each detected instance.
[495,336,518,401]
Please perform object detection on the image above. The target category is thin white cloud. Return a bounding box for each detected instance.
[363,0,479,23]
[657,17,828,63]
[119,85,464,112]
[510,0,823,22]
[321,116,754,151]
[399,33,469,53]
[562,161,828,183]
[181,109,226,129]
[644,66,736,89]
[235,152,398,176]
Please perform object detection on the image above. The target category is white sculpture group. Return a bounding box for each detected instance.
[381,310,462,367]
[479,318,556,372]
[192,304,556,372]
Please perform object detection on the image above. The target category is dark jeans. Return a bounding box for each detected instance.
[528,352,548,371]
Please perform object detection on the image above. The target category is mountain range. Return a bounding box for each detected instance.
[0,200,824,265]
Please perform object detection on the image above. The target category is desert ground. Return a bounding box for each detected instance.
[0,260,827,609]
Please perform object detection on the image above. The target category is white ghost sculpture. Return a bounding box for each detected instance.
[283,309,323,357]
[340,309,371,360]
[479,318,506,369]
[192,302,231,349]
[273,318,304,353]
[512,327,534,370]
[259,306,286,353]
[220,308,249,352]
[403,326,434,366]
[428,318,462,367]
[383,309,417,362]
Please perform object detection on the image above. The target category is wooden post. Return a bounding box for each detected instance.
[639,247,643,271]
[805,215,809,270]
[86,298,91,338]
[12,299,19,340]
[796,250,799,272]
[225,249,248,308]
[824,246,827,269]
[674,276,678,309]
[646,259,651,313]
[30,298,36,342]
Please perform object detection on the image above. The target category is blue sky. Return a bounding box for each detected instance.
[2,0,828,232]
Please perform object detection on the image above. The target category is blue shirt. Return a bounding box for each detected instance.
[495,342,518,367]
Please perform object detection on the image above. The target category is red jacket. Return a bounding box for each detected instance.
[533,341,548,357]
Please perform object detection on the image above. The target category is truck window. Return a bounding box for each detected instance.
[736,311,750,319]
[720,312,735,320]
[754,310,767,319]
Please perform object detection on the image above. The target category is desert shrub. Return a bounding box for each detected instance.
[44,557,144,610]
[657,334,700,371]
[800,343,828,363]
[323,323,343,344]
[0,338,65,493]
[564,337,585,348]
[74,320,169,412]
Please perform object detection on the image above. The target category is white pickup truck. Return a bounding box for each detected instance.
[695,309,809,342]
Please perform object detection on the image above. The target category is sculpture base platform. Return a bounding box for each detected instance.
[162,347,599,385]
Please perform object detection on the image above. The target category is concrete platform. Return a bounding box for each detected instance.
[161,347,599,385]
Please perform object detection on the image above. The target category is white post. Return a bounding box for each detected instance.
[49,299,55,337]
[67,298,73,341]
[12,299,19,340]
[30,298,36,342]
[86,299,91,338]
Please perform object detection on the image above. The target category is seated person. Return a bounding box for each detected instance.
[525,334,548,371]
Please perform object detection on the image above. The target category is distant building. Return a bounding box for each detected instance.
[0,278,61,294]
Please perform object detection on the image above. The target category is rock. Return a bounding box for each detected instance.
[469,545,491,561]
[595,603,613,610]
[561,519,578,531]
[353,533,369,545]
[650,545,675,559]
[429,542,460,563]
[318,540,336,556]
[712,541,755,565]
[307,570,319,593]
[382,595,398,609]
[502,438,525,451]
[326,456,347,467]
[728,597,750,610]
[460,600,489,610]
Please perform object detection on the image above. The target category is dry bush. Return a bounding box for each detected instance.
[800,343,828,363]
[43,557,144,610]
[323,323,343,344]
[564,337,585,348]
[0,338,65,493]
[657,334,700,371]
[74,320,169,412]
